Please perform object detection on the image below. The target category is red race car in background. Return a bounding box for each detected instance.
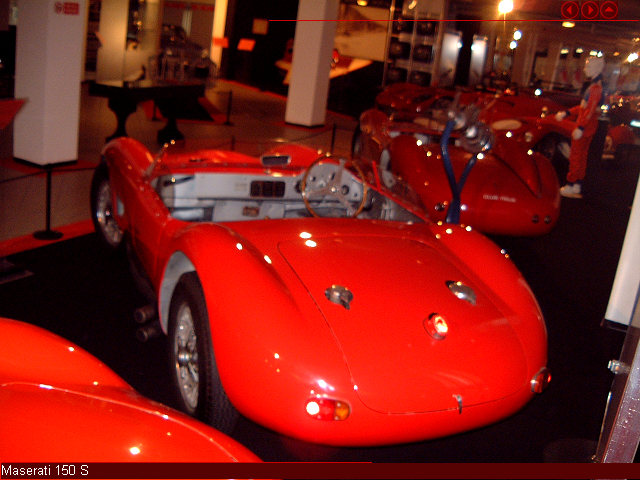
[489,94,639,183]
[354,93,561,236]
[0,316,264,463]
[90,138,550,446]
[601,94,640,160]
[373,82,562,122]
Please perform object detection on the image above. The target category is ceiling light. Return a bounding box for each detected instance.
[513,30,522,41]
[498,0,513,14]
[562,21,575,28]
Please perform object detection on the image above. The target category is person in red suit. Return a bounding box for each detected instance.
[555,56,605,198]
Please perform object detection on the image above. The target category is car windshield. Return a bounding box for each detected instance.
[149,149,427,224]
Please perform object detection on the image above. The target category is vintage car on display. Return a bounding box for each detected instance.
[0,317,263,462]
[372,82,562,121]
[354,95,561,236]
[89,135,551,446]
[488,95,640,184]
[601,95,640,160]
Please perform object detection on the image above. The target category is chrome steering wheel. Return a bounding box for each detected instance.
[301,155,368,218]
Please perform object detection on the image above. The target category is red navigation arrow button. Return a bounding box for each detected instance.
[561,1,579,19]
[581,0,599,19]
[600,1,618,19]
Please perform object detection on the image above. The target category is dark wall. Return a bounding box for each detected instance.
[223,0,298,91]
[453,15,480,87]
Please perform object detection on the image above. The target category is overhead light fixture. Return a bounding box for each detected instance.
[575,47,584,54]
[562,21,575,28]
[513,29,522,41]
[627,52,639,63]
[560,48,570,55]
[509,40,518,49]
[498,0,513,15]
[356,0,368,5]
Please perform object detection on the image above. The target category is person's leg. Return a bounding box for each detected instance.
[561,135,591,198]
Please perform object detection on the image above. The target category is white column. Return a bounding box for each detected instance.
[13,0,87,165]
[284,0,338,127]
[211,0,228,68]
[95,0,127,82]
[606,172,640,325]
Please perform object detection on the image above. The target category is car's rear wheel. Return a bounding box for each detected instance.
[168,272,238,434]
[90,163,123,250]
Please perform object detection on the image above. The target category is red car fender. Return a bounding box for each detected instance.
[0,317,128,389]
[387,133,433,180]
[490,136,544,196]
[101,137,155,178]
[427,223,547,370]
[156,224,354,424]
[607,124,636,150]
[0,318,265,462]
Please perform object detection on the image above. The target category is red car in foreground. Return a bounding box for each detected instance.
[90,139,550,446]
[0,317,263,462]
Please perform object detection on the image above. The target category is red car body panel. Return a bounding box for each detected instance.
[0,317,263,462]
[99,138,549,445]
[357,107,561,236]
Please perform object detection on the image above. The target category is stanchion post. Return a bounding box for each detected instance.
[33,164,63,240]
[224,90,233,125]
[330,123,336,153]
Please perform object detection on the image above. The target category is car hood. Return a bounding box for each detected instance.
[275,227,529,414]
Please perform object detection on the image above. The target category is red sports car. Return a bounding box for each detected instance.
[354,103,561,236]
[0,316,263,462]
[491,94,639,178]
[90,138,550,446]
[373,82,562,122]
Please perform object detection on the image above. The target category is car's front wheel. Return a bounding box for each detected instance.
[90,163,123,250]
[168,272,238,434]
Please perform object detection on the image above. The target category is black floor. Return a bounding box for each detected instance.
[1,149,638,463]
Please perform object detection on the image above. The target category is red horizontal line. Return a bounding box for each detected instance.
[268,18,637,22]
